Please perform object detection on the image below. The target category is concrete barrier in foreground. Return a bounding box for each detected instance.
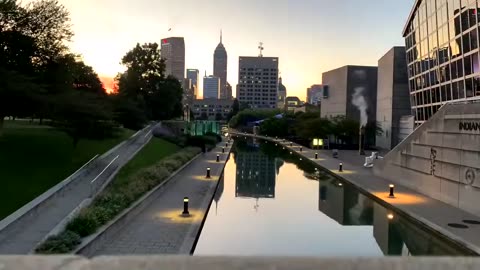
[0,256,479,270]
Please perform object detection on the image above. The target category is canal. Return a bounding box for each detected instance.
[194,138,473,256]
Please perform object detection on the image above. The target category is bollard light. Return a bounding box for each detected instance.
[389,184,395,198]
[226,143,229,147]
[290,151,292,155]
[300,158,302,161]
[387,214,394,220]
[300,147,302,152]
[339,163,343,172]
[222,147,225,153]
[290,142,293,147]
[216,154,220,162]
[206,167,211,178]
[275,144,277,146]
[315,153,318,159]
[283,147,285,150]
[183,197,190,215]
[338,183,343,187]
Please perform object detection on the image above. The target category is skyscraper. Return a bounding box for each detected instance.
[161,37,185,81]
[237,56,279,108]
[306,84,324,105]
[214,31,229,99]
[203,75,220,99]
[187,69,200,99]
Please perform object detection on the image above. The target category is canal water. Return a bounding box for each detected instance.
[194,139,472,256]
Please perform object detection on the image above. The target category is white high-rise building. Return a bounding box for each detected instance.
[203,75,220,99]
[161,37,185,81]
[237,56,279,108]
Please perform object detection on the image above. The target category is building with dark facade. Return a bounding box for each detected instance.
[187,69,200,99]
[277,77,287,109]
[237,56,279,109]
[161,37,185,81]
[203,75,220,99]
[214,32,229,99]
[192,98,233,120]
[403,0,480,125]
[376,47,411,150]
[321,65,378,145]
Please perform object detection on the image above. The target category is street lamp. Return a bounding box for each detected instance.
[182,197,190,216]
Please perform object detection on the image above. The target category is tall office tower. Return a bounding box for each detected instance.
[161,37,185,81]
[307,85,324,105]
[203,75,220,99]
[237,56,279,108]
[214,31,228,99]
[187,69,200,98]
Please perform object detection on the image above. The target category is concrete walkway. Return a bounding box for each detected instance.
[90,139,232,256]
[232,132,480,255]
[0,127,154,254]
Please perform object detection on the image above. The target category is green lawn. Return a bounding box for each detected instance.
[113,137,180,187]
[0,121,134,220]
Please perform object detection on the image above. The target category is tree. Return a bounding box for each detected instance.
[116,43,183,122]
[226,98,240,120]
[331,116,360,145]
[259,117,289,137]
[295,117,332,140]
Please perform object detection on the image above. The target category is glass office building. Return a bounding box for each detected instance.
[403,0,480,125]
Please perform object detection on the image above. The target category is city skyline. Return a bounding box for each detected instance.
[57,0,413,99]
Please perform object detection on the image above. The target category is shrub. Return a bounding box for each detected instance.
[159,158,183,172]
[205,132,222,142]
[66,209,100,237]
[35,230,81,254]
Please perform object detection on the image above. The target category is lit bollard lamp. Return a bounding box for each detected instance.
[315,153,318,159]
[206,167,211,178]
[222,147,225,153]
[339,163,343,172]
[300,147,302,152]
[216,154,220,162]
[182,197,190,216]
[389,184,395,198]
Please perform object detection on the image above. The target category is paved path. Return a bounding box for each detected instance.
[232,132,480,254]
[91,139,232,255]
[0,126,154,254]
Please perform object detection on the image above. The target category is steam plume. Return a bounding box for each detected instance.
[352,87,368,127]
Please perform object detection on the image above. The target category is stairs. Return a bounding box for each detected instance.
[374,100,480,216]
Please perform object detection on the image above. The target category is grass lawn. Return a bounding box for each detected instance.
[112,137,180,187]
[0,121,134,220]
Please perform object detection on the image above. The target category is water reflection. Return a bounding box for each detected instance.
[194,139,473,256]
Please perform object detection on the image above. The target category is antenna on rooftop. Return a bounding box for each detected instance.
[258,42,264,57]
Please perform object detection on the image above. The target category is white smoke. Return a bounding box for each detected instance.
[352,87,368,127]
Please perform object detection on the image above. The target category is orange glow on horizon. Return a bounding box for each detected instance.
[99,76,117,94]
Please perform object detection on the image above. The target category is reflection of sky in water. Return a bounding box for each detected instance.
[195,151,383,256]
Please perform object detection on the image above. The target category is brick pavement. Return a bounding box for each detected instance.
[92,138,232,255]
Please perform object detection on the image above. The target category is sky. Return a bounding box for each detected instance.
[57,0,414,99]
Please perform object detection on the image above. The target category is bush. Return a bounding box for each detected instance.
[37,146,201,254]
[36,230,81,254]
[205,132,222,142]
[66,209,100,237]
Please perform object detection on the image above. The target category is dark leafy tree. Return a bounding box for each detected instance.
[259,117,289,137]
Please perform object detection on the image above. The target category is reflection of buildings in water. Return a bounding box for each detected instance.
[372,203,468,256]
[213,174,224,215]
[235,150,276,199]
[318,180,373,226]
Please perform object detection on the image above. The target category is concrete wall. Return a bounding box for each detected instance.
[376,47,411,150]
[2,256,480,270]
[374,101,480,216]
[321,66,348,118]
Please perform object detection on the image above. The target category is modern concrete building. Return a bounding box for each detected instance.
[285,96,302,112]
[403,0,480,126]
[161,37,185,81]
[277,77,287,109]
[376,47,412,150]
[203,75,220,99]
[214,31,229,99]
[237,56,279,109]
[321,65,378,144]
[186,69,200,99]
[373,0,480,220]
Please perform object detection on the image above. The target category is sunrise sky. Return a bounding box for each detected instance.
[57,0,413,99]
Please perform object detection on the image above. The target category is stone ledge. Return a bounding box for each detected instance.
[1,256,480,270]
